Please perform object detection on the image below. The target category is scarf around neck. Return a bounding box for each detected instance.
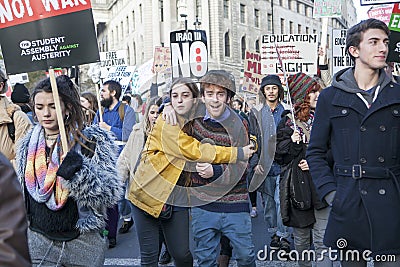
[25,125,69,211]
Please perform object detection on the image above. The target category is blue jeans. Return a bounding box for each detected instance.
[260,174,288,238]
[191,208,256,267]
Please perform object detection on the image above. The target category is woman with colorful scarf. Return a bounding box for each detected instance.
[15,75,122,266]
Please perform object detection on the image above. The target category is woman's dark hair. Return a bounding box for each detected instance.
[31,75,88,148]
[169,77,199,99]
[81,91,99,124]
[346,18,390,62]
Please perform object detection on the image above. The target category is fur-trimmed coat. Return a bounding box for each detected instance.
[16,125,123,233]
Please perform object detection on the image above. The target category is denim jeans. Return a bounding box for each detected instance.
[191,208,256,267]
[118,199,132,220]
[132,205,193,267]
[260,174,289,238]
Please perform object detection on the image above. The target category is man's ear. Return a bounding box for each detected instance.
[110,90,116,98]
[348,46,359,59]
[201,96,205,103]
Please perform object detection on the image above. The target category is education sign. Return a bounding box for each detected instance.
[261,34,318,75]
[0,0,100,74]
[332,29,354,74]
[170,30,208,79]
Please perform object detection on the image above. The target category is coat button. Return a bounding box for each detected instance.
[360,158,367,164]
[361,190,367,195]
[394,110,399,115]
[378,156,385,163]
[379,189,386,195]
[341,109,348,115]
[360,126,366,132]
[379,125,386,131]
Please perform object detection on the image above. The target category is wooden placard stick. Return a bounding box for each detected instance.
[48,68,69,154]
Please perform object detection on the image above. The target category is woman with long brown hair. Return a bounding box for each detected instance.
[80,91,98,124]
[16,75,122,266]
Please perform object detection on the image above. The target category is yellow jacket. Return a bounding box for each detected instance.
[128,116,239,218]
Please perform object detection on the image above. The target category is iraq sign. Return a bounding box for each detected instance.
[170,30,208,79]
[0,0,100,74]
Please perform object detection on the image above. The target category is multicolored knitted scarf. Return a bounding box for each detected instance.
[25,125,69,211]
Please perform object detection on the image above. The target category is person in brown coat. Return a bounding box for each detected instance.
[0,152,31,266]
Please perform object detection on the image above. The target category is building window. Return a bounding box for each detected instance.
[240,4,245,24]
[224,31,230,57]
[298,24,301,34]
[133,42,136,65]
[111,30,114,48]
[306,26,309,34]
[254,9,260,28]
[241,36,246,60]
[115,26,119,44]
[289,21,294,34]
[255,39,260,53]
[267,13,272,32]
[196,0,201,18]
[159,0,164,22]
[121,21,124,37]
[139,4,143,23]
[132,11,135,30]
[224,0,229,19]
[280,18,285,34]
[126,16,129,34]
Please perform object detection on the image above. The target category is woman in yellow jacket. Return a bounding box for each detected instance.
[128,77,254,267]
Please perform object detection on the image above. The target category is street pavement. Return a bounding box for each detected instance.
[103,196,352,267]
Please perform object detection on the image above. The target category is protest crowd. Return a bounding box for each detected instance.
[1,15,400,267]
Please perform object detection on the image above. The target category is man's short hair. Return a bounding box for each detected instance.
[103,80,122,100]
[346,18,390,62]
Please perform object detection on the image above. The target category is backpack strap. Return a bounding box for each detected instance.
[101,103,126,122]
[7,112,15,143]
[118,103,125,122]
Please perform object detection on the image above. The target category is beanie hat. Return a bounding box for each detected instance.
[260,74,283,91]
[199,70,236,97]
[288,73,320,104]
[12,83,30,103]
[259,74,283,98]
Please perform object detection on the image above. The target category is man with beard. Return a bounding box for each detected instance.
[94,80,135,249]
[248,74,290,253]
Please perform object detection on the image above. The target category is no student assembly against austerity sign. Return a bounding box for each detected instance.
[0,0,100,74]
